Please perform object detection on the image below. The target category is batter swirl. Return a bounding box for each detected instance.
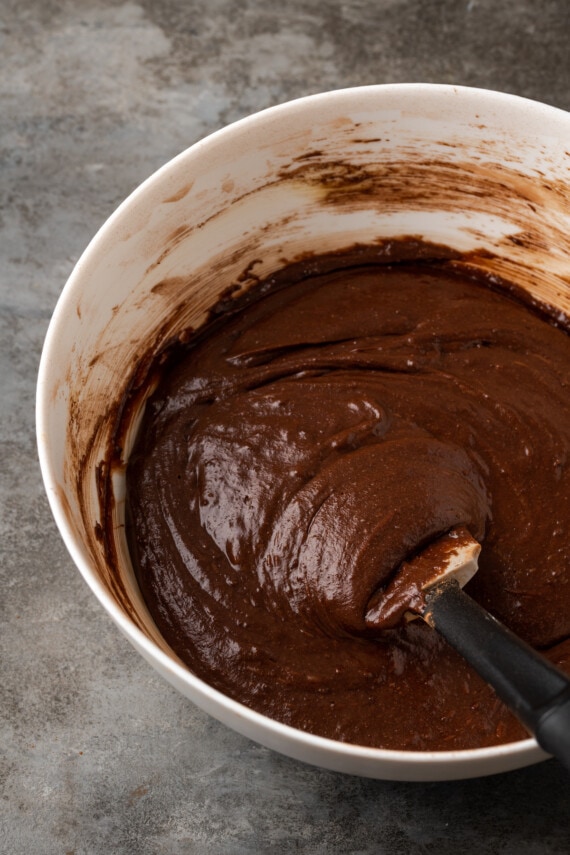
[126,257,570,750]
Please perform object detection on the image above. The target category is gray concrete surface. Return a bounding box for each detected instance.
[2,1,570,852]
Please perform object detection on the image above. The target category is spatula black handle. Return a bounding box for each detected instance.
[424,579,570,772]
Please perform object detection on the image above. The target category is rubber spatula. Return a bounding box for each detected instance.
[374,528,570,773]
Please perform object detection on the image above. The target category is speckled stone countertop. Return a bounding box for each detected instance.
[2,2,570,852]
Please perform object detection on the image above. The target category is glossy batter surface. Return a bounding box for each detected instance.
[126,259,570,750]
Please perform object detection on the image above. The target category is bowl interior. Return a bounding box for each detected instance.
[37,84,570,780]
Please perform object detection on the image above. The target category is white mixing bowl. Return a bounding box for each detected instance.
[37,84,570,780]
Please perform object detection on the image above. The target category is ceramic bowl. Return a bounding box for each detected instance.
[37,84,570,780]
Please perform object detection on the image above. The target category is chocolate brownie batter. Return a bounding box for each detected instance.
[126,255,570,751]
